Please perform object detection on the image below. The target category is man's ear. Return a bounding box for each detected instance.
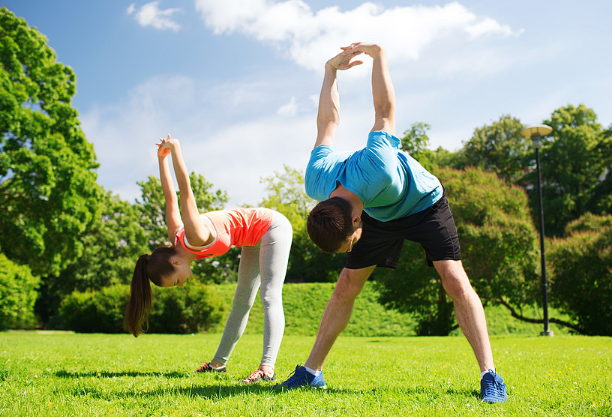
[351,214,362,229]
[171,259,181,267]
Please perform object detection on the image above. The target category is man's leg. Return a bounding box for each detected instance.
[275,265,375,389]
[304,265,376,370]
[433,259,494,372]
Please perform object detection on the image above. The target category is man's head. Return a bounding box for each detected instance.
[307,197,362,253]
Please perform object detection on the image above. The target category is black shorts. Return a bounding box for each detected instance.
[345,195,461,270]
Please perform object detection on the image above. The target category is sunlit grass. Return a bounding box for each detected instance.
[1,332,610,416]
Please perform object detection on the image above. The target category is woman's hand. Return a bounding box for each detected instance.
[157,134,178,158]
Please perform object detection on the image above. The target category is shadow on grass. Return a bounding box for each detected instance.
[54,370,186,379]
[59,375,481,402]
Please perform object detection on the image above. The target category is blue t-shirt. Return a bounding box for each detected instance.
[305,130,443,222]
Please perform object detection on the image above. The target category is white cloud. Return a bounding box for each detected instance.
[465,17,522,39]
[127,1,182,31]
[80,75,321,206]
[194,0,523,72]
[277,97,298,116]
[80,75,198,202]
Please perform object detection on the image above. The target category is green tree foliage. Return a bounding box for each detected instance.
[0,9,100,276]
[590,124,612,214]
[375,167,540,335]
[548,213,612,335]
[400,123,432,159]
[537,104,610,236]
[399,122,465,173]
[461,115,529,183]
[259,165,345,282]
[66,191,149,290]
[0,251,39,329]
[456,107,610,237]
[135,174,238,284]
[36,191,151,327]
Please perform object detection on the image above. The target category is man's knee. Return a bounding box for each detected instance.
[435,261,473,299]
[332,267,374,302]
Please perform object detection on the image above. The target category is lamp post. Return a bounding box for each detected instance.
[520,124,554,337]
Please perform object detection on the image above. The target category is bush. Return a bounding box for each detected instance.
[548,214,612,335]
[0,253,40,330]
[58,282,224,334]
[148,283,225,334]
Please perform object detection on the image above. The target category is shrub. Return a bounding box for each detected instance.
[148,283,225,334]
[58,282,224,334]
[548,214,612,335]
[0,253,40,330]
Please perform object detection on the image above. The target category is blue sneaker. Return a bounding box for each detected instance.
[273,365,326,389]
[480,370,507,403]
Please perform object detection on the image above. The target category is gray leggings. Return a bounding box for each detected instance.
[212,211,292,369]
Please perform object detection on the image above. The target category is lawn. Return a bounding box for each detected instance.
[1,332,610,416]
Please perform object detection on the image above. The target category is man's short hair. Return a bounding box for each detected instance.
[307,197,354,253]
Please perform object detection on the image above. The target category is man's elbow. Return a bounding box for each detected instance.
[375,101,394,120]
[317,118,339,132]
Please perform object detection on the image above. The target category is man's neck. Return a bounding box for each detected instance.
[330,184,364,216]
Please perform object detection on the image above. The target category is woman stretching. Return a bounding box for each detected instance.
[125,135,292,383]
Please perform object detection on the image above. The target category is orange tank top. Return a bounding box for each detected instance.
[175,208,274,259]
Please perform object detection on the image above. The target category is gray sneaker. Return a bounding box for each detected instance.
[194,362,226,373]
[242,369,275,383]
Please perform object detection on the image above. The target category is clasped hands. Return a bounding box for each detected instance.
[326,42,383,71]
[157,134,179,158]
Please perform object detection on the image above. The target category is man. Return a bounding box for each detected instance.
[276,42,507,403]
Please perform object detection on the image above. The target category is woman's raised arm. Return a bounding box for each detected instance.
[158,135,213,247]
[157,136,182,243]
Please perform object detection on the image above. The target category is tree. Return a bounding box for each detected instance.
[0,9,100,276]
[399,122,465,173]
[400,122,431,158]
[375,167,541,335]
[70,191,149,289]
[259,165,345,282]
[135,173,238,284]
[36,191,150,326]
[588,124,612,214]
[461,115,528,183]
[536,104,609,236]
[548,213,612,335]
[455,107,610,237]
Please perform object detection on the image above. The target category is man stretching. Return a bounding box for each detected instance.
[276,42,507,403]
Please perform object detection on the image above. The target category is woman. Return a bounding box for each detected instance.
[125,135,292,383]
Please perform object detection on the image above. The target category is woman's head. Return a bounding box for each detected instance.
[124,246,193,337]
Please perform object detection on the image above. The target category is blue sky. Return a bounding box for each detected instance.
[5,0,612,207]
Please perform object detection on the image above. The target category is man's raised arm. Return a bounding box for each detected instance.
[357,44,395,135]
[314,64,340,149]
[314,44,364,149]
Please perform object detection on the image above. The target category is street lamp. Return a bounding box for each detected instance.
[520,124,554,337]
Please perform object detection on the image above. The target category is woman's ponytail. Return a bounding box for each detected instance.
[124,246,177,337]
[124,254,152,337]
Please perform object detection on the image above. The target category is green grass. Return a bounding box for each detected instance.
[1,332,610,416]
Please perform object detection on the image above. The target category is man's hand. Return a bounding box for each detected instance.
[157,134,178,158]
[326,42,364,71]
[345,42,383,58]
